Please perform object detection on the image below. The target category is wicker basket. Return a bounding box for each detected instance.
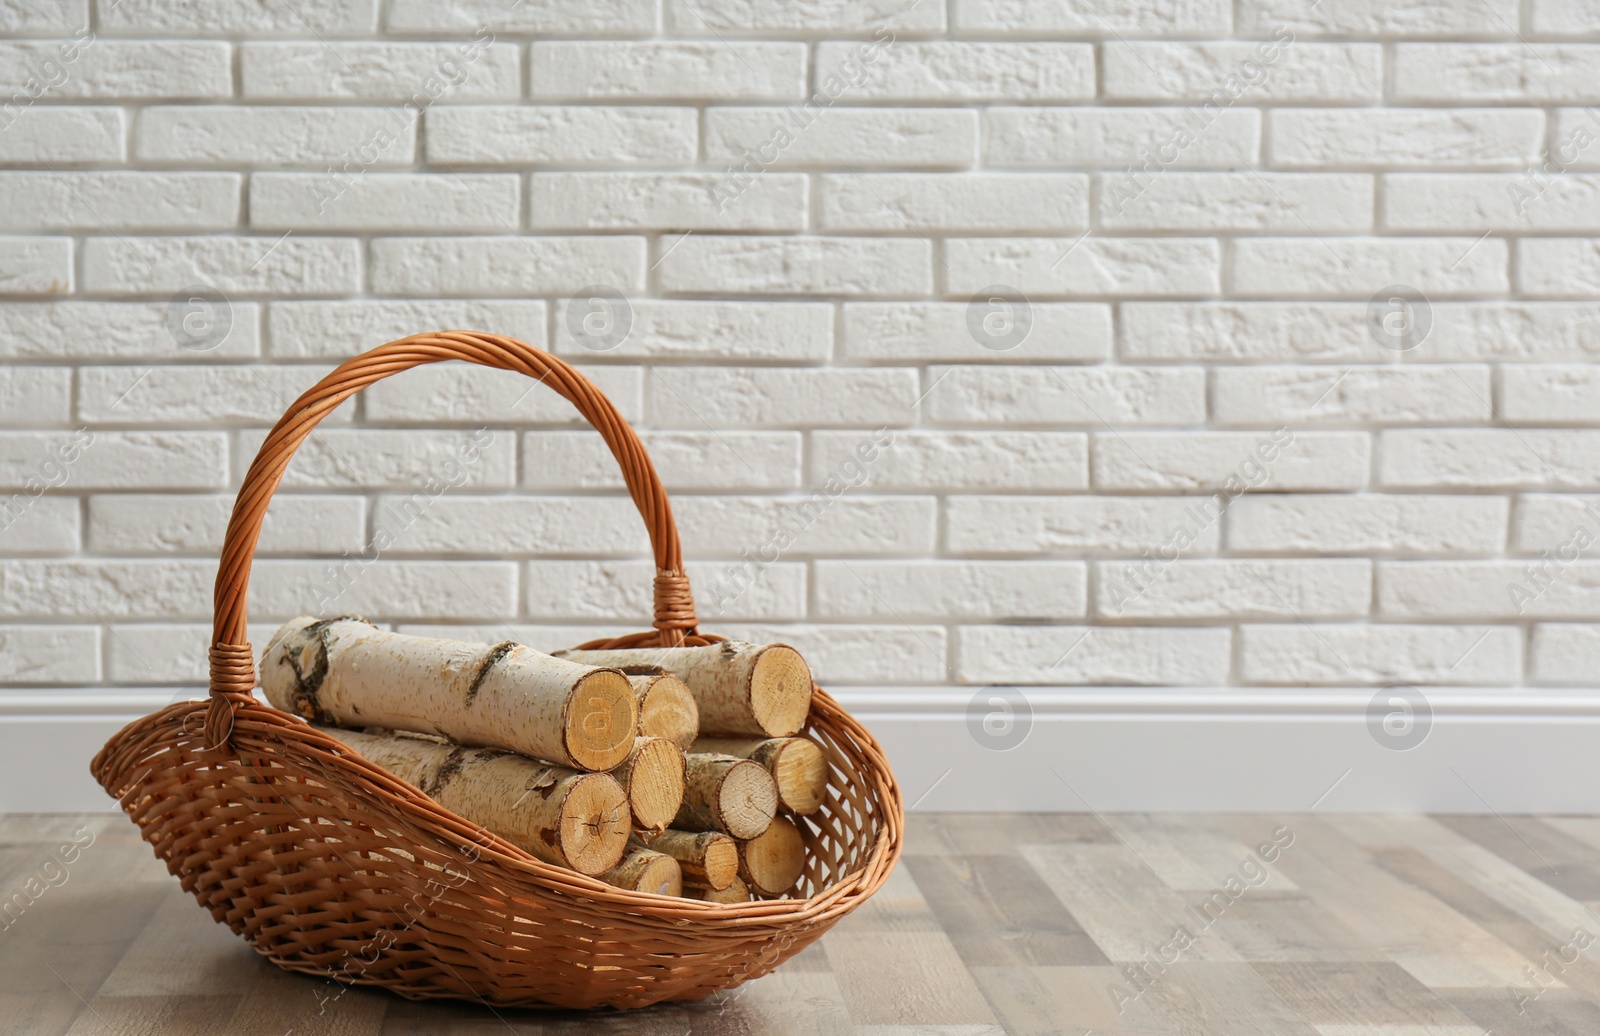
[90,332,903,1010]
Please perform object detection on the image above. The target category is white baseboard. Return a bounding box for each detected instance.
[9,688,1600,814]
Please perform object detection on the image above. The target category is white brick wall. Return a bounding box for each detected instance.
[2,0,1598,715]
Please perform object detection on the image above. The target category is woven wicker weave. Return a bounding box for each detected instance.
[90,332,903,1010]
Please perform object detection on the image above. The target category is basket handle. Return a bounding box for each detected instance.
[206,332,700,738]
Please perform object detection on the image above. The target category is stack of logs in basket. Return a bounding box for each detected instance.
[259,617,826,903]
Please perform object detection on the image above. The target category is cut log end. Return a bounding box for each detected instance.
[602,848,683,898]
[563,669,639,771]
[634,674,699,748]
[715,758,778,840]
[739,815,806,896]
[687,874,750,904]
[616,737,687,832]
[557,773,632,877]
[772,738,828,815]
[750,645,813,738]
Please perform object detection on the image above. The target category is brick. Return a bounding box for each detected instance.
[821,173,1086,233]
[371,236,645,296]
[948,496,1224,555]
[250,173,519,231]
[78,365,338,427]
[0,108,123,163]
[1380,430,1600,489]
[946,238,1220,297]
[843,302,1110,363]
[529,172,808,232]
[0,237,71,295]
[657,236,932,296]
[234,428,514,489]
[386,0,654,33]
[1519,238,1600,298]
[1096,558,1372,620]
[713,624,949,685]
[668,0,946,33]
[1241,0,1515,35]
[1552,110,1600,169]
[0,41,230,98]
[956,0,1227,33]
[102,0,374,34]
[1512,495,1600,551]
[365,363,642,423]
[1240,625,1518,686]
[428,107,698,165]
[395,623,635,653]
[1503,365,1600,423]
[1421,303,1600,361]
[706,108,975,168]
[958,625,1230,686]
[674,495,937,556]
[551,300,831,362]
[373,495,644,556]
[1227,495,1509,555]
[1379,560,1600,619]
[531,42,807,101]
[1120,303,1392,363]
[0,625,97,684]
[651,367,917,428]
[985,107,1257,168]
[1531,624,1600,683]
[137,106,416,166]
[811,430,1086,491]
[268,300,542,358]
[1385,174,1600,232]
[1213,366,1491,425]
[0,495,78,553]
[0,301,260,360]
[1269,109,1543,169]
[926,366,1205,426]
[0,560,213,619]
[815,560,1085,620]
[1103,172,1371,232]
[82,236,360,296]
[105,622,284,684]
[0,172,238,231]
[524,560,806,623]
[241,42,520,100]
[0,1,86,33]
[1537,0,1600,31]
[1231,237,1508,297]
[88,494,365,555]
[251,560,517,621]
[814,42,1093,101]
[1104,43,1381,102]
[523,431,802,491]
[0,431,227,490]
[1093,431,1370,491]
[0,367,70,426]
[1395,45,1600,103]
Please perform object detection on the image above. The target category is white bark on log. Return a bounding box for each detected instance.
[556,641,812,738]
[685,874,750,904]
[319,726,630,877]
[640,829,739,891]
[738,815,806,896]
[610,736,686,832]
[261,617,637,771]
[691,736,827,815]
[674,753,777,840]
[628,673,699,748]
[601,848,682,897]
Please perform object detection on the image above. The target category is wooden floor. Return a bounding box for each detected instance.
[6,813,1600,1034]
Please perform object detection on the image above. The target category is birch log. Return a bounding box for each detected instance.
[556,642,812,738]
[610,736,687,832]
[628,673,699,748]
[319,727,630,877]
[692,736,827,815]
[738,815,806,896]
[674,754,777,840]
[640,829,739,891]
[601,848,682,897]
[261,617,638,771]
[685,874,750,904]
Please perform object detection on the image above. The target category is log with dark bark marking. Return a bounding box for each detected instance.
[674,753,777,840]
[692,736,827,815]
[640,829,739,891]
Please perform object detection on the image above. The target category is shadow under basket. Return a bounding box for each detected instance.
[89,332,903,1010]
